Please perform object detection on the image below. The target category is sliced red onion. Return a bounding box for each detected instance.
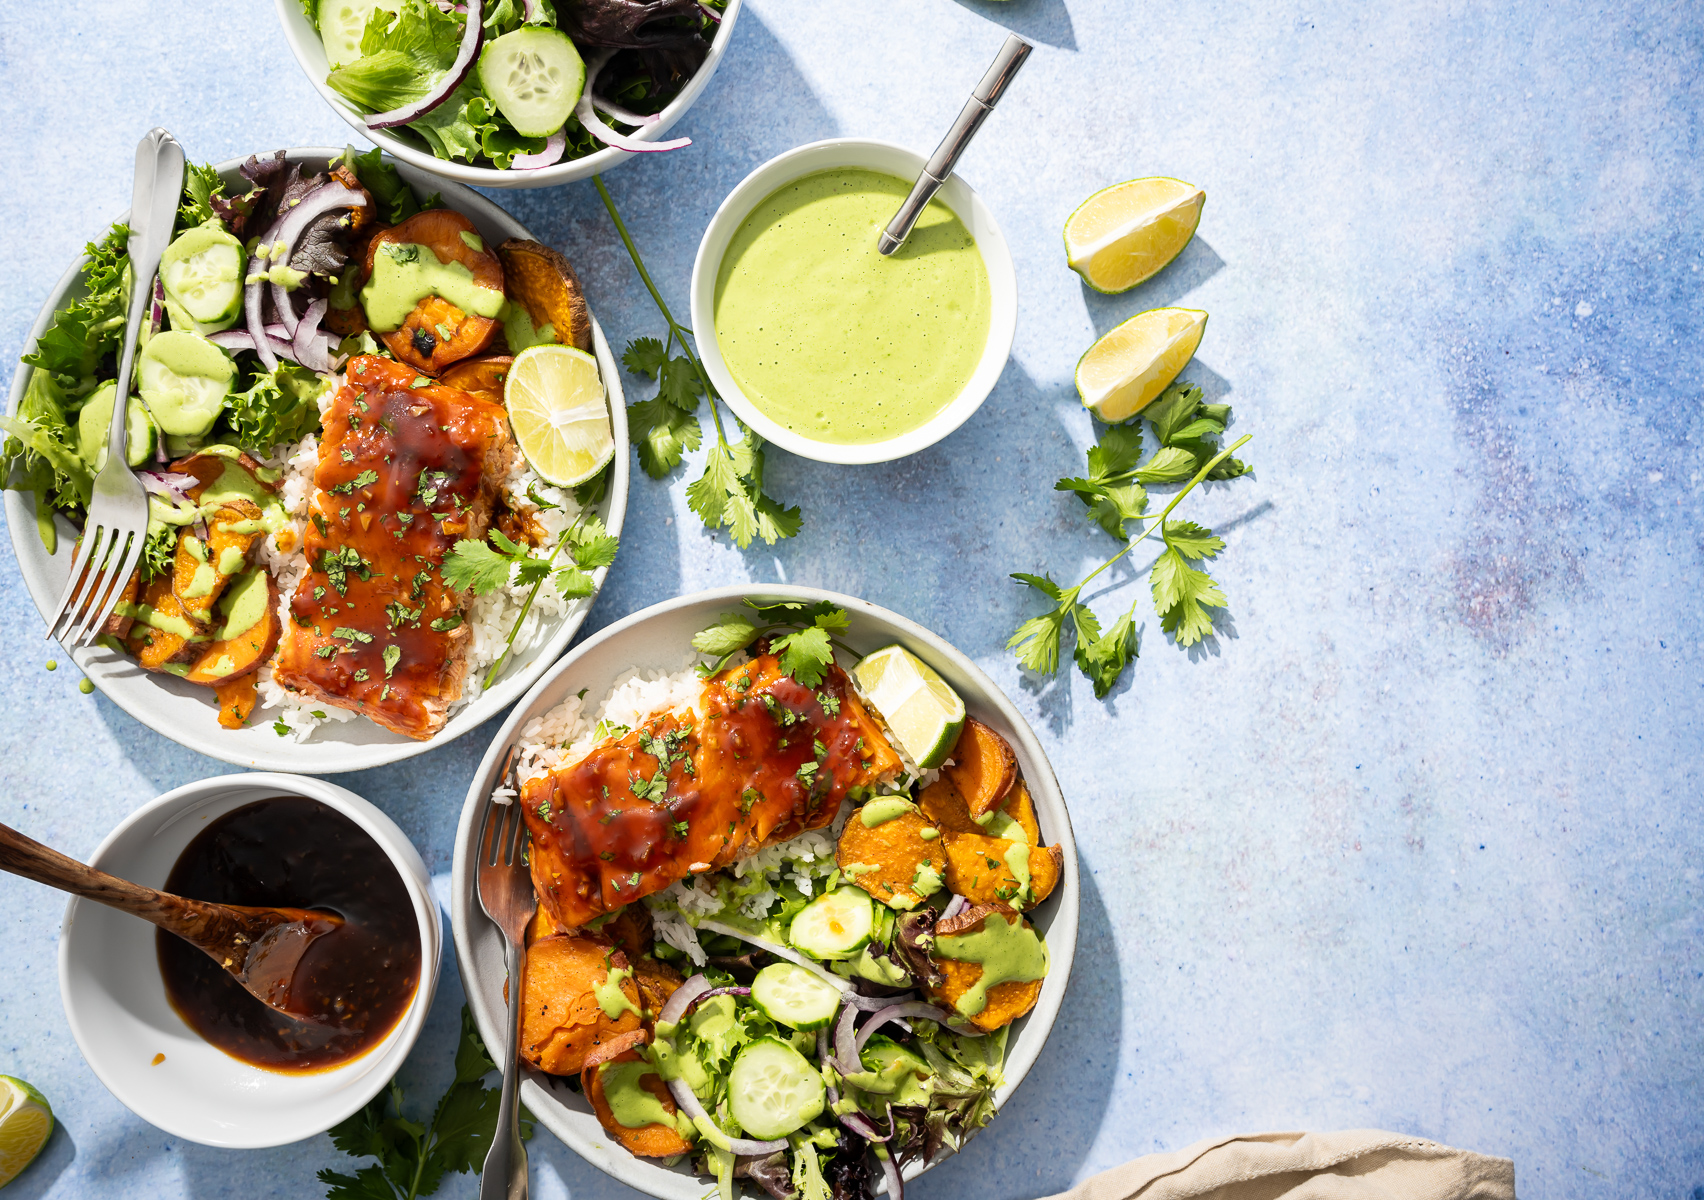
[139,471,198,504]
[521,0,541,19]
[840,1110,890,1142]
[941,895,967,921]
[834,1002,859,1074]
[193,517,209,541]
[855,1003,960,1055]
[697,985,751,1005]
[699,0,722,19]
[148,275,165,337]
[880,1150,905,1200]
[243,217,284,371]
[696,920,849,991]
[294,299,330,373]
[845,989,914,1012]
[658,973,712,1024]
[573,89,690,154]
[510,129,565,170]
[210,329,299,363]
[592,96,661,128]
[664,1077,786,1156]
[368,0,483,128]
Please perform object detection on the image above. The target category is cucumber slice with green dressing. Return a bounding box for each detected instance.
[75,381,156,469]
[726,1037,825,1140]
[750,963,843,1032]
[139,332,236,438]
[317,0,401,69]
[788,888,875,961]
[160,223,244,334]
[477,28,585,138]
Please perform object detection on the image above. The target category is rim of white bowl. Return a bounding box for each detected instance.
[448,585,1077,1199]
[57,772,442,1148]
[272,0,743,190]
[690,138,1018,465]
[2,147,628,774]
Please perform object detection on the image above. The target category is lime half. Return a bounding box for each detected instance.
[852,645,965,770]
[505,344,615,487]
[0,1076,52,1187]
[1076,307,1207,422]
[1065,177,1204,294]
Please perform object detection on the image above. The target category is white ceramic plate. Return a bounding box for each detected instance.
[4,147,629,773]
[273,0,743,190]
[59,772,442,1148]
[450,585,1078,1199]
[691,138,1018,465]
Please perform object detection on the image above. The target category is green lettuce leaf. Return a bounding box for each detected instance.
[222,360,329,452]
[22,223,131,397]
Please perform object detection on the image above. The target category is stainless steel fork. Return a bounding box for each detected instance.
[43,127,184,646]
[478,752,538,1200]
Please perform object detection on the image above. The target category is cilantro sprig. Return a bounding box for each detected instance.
[594,177,802,549]
[691,599,852,687]
[318,1006,529,1200]
[442,506,620,688]
[1009,380,1253,697]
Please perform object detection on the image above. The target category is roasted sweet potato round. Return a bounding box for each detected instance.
[364,210,505,375]
[519,935,643,1076]
[498,238,591,351]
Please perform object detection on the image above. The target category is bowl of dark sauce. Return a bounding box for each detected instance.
[59,774,440,1147]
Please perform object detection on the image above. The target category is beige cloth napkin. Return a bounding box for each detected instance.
[1039,1130,1516,1200]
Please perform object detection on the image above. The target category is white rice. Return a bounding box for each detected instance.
[252,397,596,741]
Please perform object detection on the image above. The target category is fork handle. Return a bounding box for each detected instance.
[481,936,529,1200]
[111,129,186,467]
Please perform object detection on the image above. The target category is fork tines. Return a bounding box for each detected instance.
[46,525,142,646]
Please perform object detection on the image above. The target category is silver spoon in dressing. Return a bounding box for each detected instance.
[877,34,1034,256]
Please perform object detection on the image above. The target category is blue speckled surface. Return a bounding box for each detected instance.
[2,1,1701,1197]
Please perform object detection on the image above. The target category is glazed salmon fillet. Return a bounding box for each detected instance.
[271,355,512,739]
[521,654,905,930]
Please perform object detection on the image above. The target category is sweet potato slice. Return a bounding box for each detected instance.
[172,503,264,627]
[123,574,205,672]
[940,830,1061,911]
[1002,780,1041,846]
[214,673,259,728]
[498,239,592,351]
[920,774,1040,847]
[183,571,281,686]
[925,904,1046,1032]
[943,719,1017,820]
[365,210,505,374]
[520,935,643,1076]
[440,355,513,407]
[170,450,278,497]
[582,1033,692,1158]
[633,956,684,1021]
[836,804,945,911]
[917,778,981,838]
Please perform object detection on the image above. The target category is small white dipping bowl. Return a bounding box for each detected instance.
[691,138,1018,465]
[58,773,441,1148]
[273,0,743,190]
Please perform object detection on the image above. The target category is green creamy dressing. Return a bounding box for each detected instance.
[113,602,206,641]
[361,242,506,332]
[214,570,270,644]
[840,862,880,879]
[934,910,1048,1018]
[860,796,916,827]
[148,457,287,537]
[1003,841,1033,907]
[598,1060,681,1131]
[713,168,992,445]
[183,563,218,599]
[984,811,1026,843]
[911,861,943,898]
[593,966,640,1020]
[501,300,557,353]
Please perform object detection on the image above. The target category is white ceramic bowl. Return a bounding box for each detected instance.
[690,138,1018,465]
[273,0,743,190]
[58,772,442,1148]
[449,585,1077,1199]
[4,147,629,773]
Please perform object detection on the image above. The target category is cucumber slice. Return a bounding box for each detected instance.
[318,0,401,69]
[788,888,875,961]
[477,28,585,138]
[160,223,244,332]
[139,331,236,438]
[726,1038,825,1140]
[750,963,843,1032]
[75,381,156,469]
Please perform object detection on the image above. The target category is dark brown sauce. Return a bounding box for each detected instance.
[157,795,422,1073]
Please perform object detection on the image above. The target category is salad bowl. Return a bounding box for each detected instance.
[3,147,629,773]
[450,585,1078,1198]
[273,0,743,190]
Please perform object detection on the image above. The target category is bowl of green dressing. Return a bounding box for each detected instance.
[692,139,1017,464]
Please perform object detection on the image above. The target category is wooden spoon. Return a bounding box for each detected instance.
[0,820,343,1020]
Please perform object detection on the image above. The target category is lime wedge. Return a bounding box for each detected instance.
[1076,307,1207,422]
[851,644,965,770]
[1065,177,1204,294]
[505,344,615,487]
[0,1076,52,1187]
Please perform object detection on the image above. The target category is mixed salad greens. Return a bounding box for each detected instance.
[308,0,726,171]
